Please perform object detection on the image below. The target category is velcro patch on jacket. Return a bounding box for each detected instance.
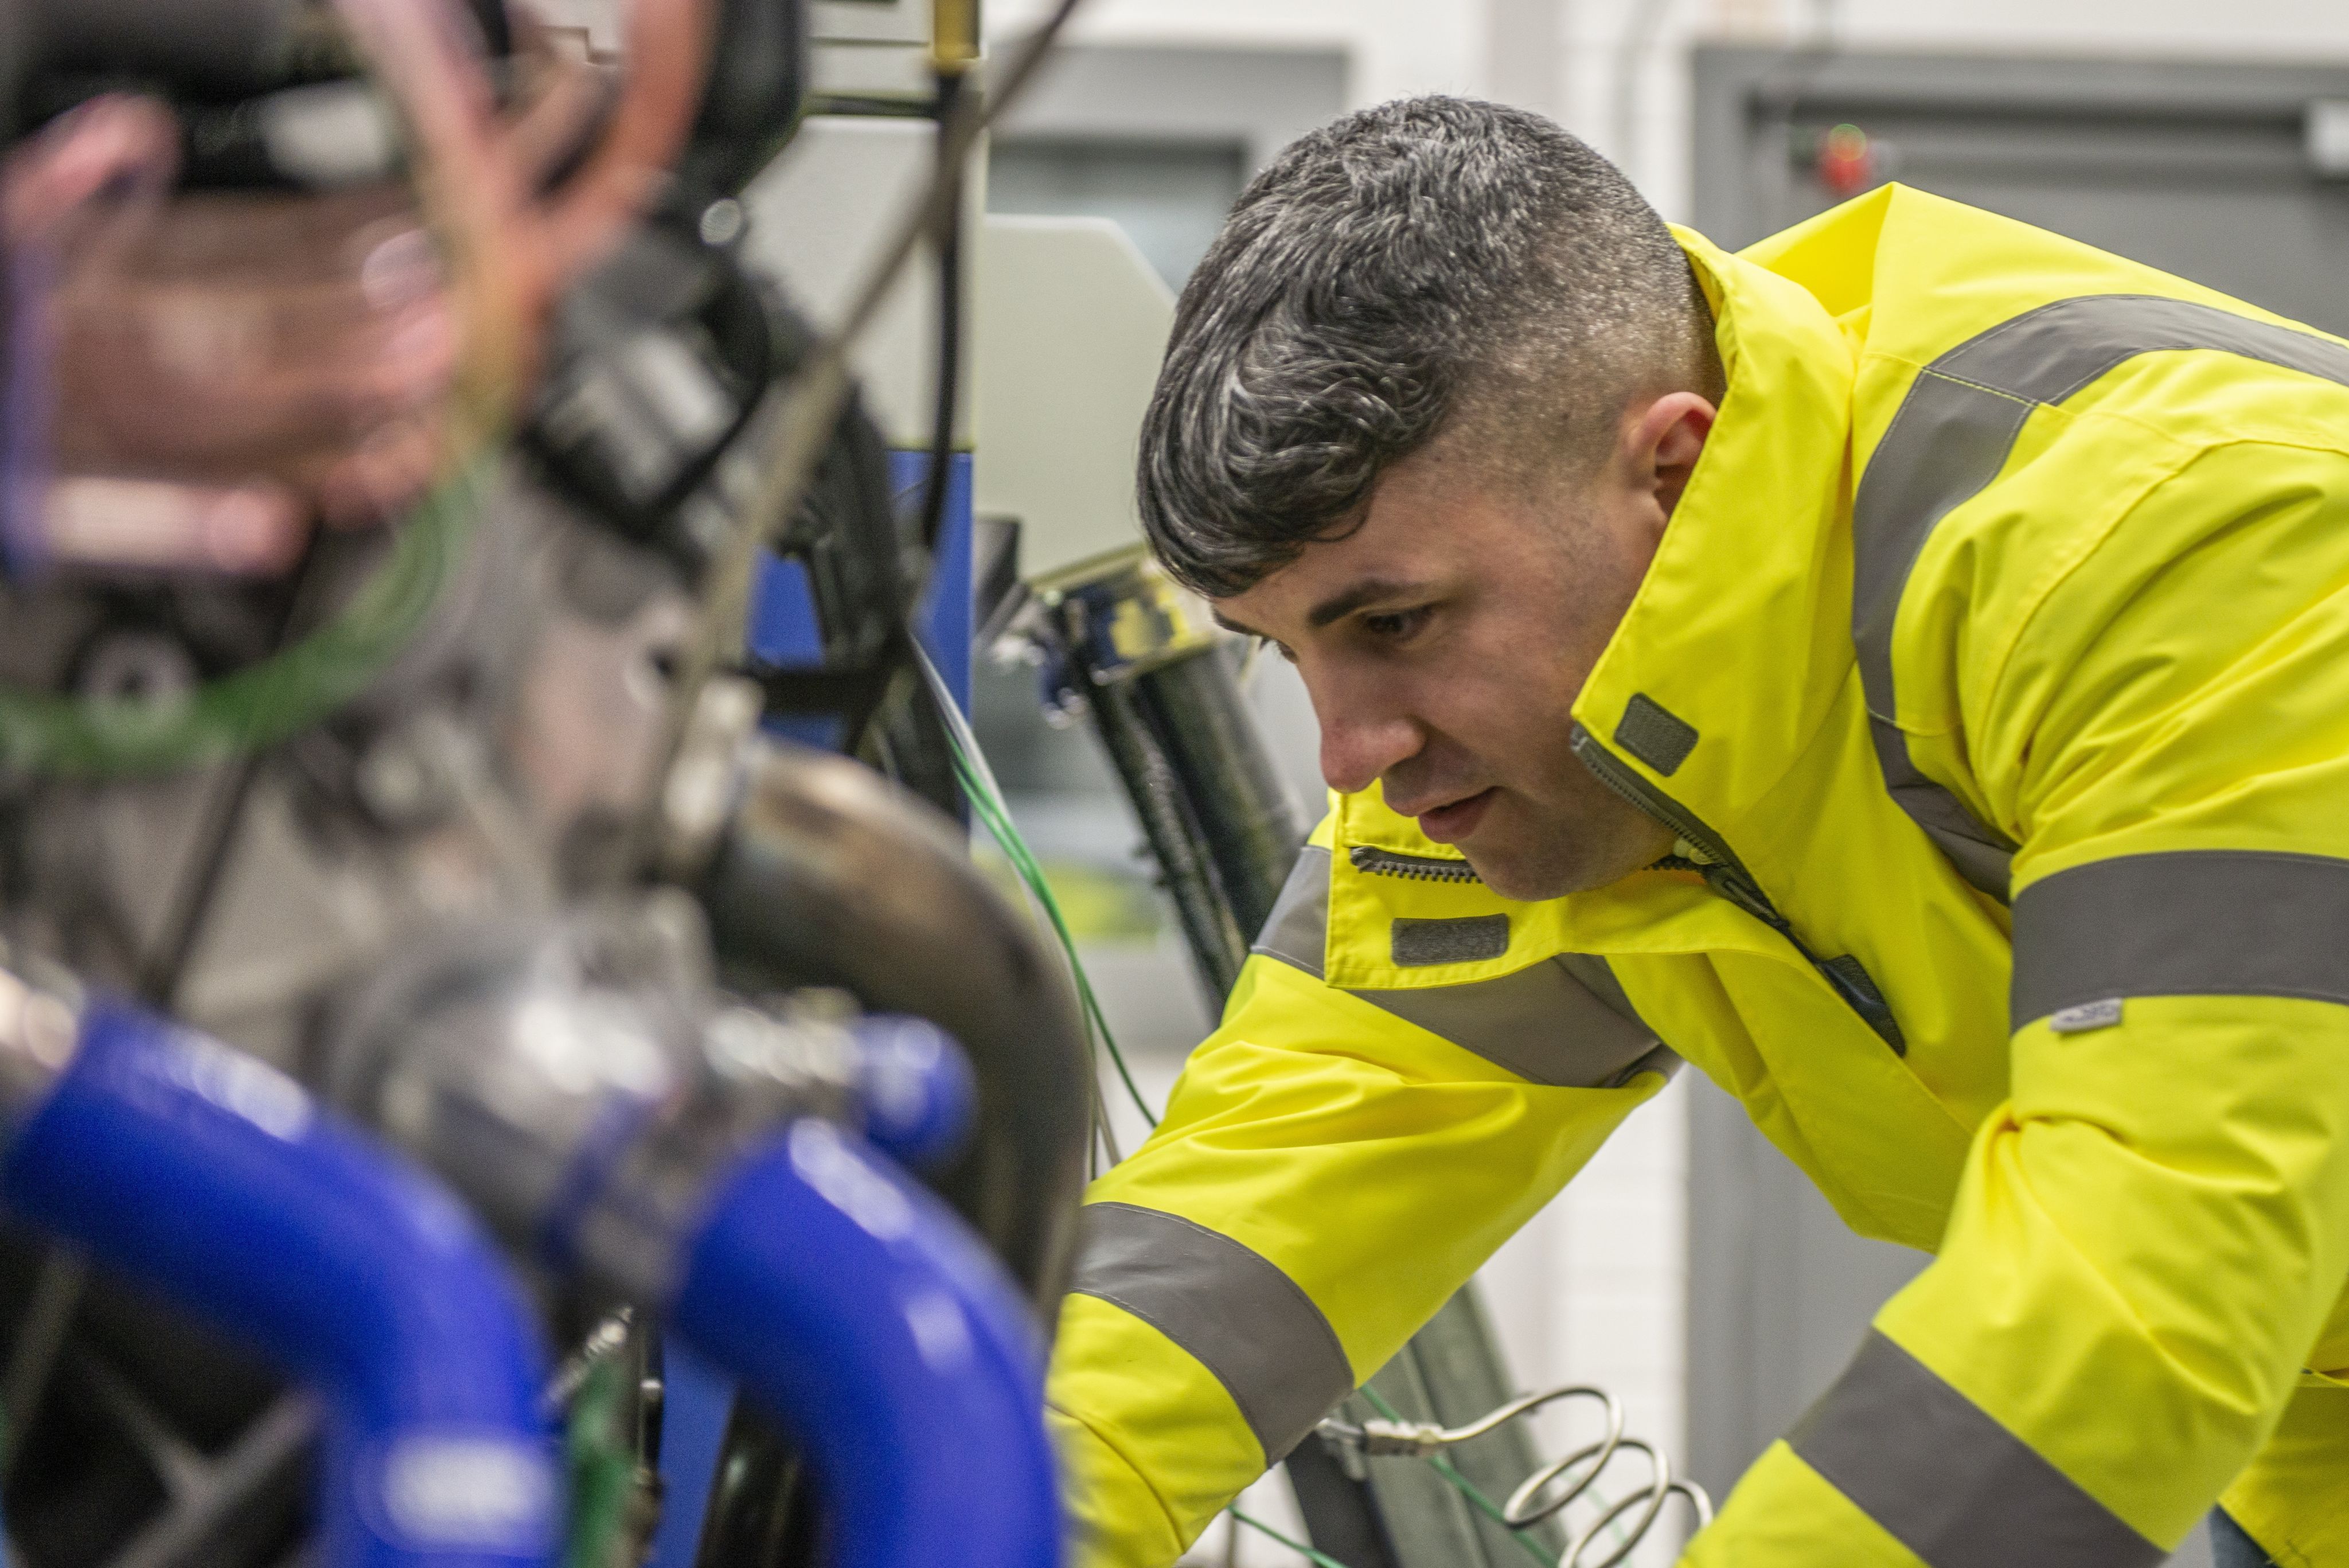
[1391,915,1509,968]
[1616,694,1699,775]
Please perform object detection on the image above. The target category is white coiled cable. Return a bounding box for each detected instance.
[1318,1384,1712,1567]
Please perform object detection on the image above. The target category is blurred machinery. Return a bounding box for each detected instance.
[0,1,1091,1566]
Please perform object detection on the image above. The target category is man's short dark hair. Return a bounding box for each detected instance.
[1137,96,1716,598]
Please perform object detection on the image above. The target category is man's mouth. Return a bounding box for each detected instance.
[1415,787,1497,845]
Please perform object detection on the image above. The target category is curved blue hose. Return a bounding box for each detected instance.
[850,1015,977,1171]
[668,1119,1062,1568]
[0,998,560,1568]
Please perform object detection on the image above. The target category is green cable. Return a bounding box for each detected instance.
[560,1354,637,1568]
[1351,1388,1636,1564]
[946,743,1157,1129]
[1355,1384,1559,1568]
[0,452,493,779]
[1228,1506,1356,1568]
[916,642,1158,1130]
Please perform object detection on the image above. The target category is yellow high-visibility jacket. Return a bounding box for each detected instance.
[1048,184,2349,1567]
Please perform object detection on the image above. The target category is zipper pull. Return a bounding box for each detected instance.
[1696,862,1787,930]
[1694,864,1906,1055]
[1819,955,1907,1056]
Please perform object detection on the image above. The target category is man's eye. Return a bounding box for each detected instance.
[1249,635,1296,665]
[1361,606,1433,641]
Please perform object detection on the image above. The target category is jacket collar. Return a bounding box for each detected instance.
[1565,225,1863,838]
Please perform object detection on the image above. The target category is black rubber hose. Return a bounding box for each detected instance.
[689,738,1091,1313]
[1121,644,1304,943]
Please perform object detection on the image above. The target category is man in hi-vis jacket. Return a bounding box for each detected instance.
[1045,96,2349,1568]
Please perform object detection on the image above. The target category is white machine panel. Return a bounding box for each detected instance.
[972,215,1173,578]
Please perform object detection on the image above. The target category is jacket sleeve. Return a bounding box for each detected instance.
[1049,817,1675,1567]
[1687,439,2349,1566]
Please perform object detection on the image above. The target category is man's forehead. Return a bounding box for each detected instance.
[1205,456,1478,635]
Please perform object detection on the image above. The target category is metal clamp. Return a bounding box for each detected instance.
[1321,1384,1624,1462]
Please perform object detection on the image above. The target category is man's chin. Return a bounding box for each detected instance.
[1455,785,1676,900]
[1460,845,1583,903]
[1462,829,1652,903]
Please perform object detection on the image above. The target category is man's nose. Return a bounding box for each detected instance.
[1314,681,1421,796]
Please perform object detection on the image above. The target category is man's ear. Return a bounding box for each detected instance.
[1630,392,1717,520]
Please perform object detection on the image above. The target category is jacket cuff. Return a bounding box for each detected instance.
[1048,1399,1192,1568]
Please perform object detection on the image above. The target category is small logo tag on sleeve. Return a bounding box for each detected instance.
[2048,998,2124,1033]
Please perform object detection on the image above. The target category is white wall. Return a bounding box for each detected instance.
[986,0,1486,112]
[988,0,2349,223]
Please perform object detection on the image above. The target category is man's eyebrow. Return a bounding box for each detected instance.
[1305,579,1433,630]
[1211,579,1434,640]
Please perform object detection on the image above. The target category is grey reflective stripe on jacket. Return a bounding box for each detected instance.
[1852,294,2349,902]
[1068,1202,1353,1462]
[2009,849,2349,1029]
[1254,845,1675,1090]
[1789,1330,2164,1568]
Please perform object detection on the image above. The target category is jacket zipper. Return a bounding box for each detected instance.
[1348,845,1485,884]
[1567,724,1907,1054]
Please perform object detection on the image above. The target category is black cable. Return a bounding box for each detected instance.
[135,750,271,1005]
[135,532,333,1007]
[830,63,967,817]
[914,68,966,558]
